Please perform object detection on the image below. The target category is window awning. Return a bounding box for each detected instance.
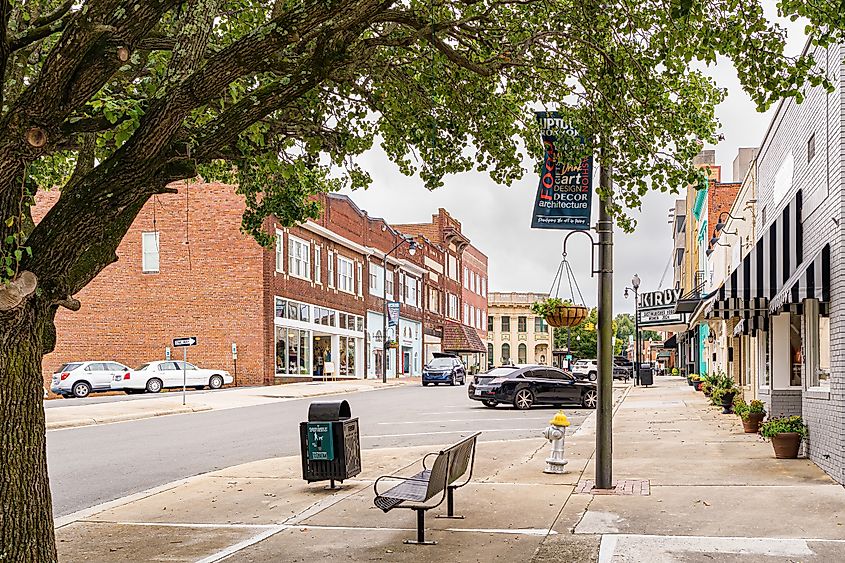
[769,243,830,313]
[441,322,487,353]
[662,334,677,349]
[708,190,803,323]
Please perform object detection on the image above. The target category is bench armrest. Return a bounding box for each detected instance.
[421,452,440,470]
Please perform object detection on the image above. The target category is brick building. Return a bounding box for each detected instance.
[36,188,484,390]
[394,209,488,370]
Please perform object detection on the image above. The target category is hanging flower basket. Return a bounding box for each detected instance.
[531,298,589,328]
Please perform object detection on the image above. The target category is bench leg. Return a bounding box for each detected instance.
[435,487,464,519]
[403,509,436,545]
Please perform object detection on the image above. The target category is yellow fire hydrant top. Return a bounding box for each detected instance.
[550,411,570,427]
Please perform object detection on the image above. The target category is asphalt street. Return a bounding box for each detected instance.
[46,383,595,518]
[43,385,254,408]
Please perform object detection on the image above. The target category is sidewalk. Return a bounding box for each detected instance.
[46,378,415,430]
[54,378,845,562]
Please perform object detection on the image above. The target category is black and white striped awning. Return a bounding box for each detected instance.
[708,190,803,321]
[769,243,831,313]
[732,316,769,337]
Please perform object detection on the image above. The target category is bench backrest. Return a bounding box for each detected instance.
[424,433,479,500]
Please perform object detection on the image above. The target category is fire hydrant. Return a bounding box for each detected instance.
[542,411,570,474]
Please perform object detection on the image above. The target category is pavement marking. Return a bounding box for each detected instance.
[100,521,279,530]
[596,534,845,563]
[195,525,287,563]
[363,427,542,438]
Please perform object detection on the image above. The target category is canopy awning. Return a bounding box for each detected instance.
[770,243,831,313]
[706,190,804,326]
[441,322,487,353]
[662,334,677,349]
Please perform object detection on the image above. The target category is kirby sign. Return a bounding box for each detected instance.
[530,111,594,230]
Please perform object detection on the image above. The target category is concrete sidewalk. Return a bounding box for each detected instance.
[45,378,415,430]
[53,378,845,562]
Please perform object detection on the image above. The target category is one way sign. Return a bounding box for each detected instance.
[173,336,197,347]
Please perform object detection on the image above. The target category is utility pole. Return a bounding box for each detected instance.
[595,161,614,490]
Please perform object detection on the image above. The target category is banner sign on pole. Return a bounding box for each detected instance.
[530,111,594,230]
[387,302,401,327]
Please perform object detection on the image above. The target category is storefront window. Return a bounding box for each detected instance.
[789,313,802,387]
[275,326,310,375]
[758,331,770,389]
[339,336,357,376]
[819,316,830,388]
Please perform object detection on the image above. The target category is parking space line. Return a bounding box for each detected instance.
[377,417,552,425]
[363,428,541,438]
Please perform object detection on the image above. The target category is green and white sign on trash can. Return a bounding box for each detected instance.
[307,422,335,461]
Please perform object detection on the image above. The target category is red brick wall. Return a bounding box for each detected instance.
[708,182,741,244]
[462,244,489,340]
[34,183,266,390]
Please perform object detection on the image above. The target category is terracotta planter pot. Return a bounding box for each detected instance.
[544,305,588,328]
[741,414,763,434]
[771,432,802,459]
[693,381,703,391]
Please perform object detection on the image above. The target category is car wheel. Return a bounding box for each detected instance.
[71,381,91,399]
[146,378,163,393]
[209,375,224,389]
[588,371,597,382]
[422,382,429,387]
[460,376,466,386]
[450,375,456,386]
[582,389,598,409]
[514,388,534,410]
[482,400,497,408]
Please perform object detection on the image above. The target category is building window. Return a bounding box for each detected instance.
[328,250,335,288]
[386,269,395,300]
[337,255,354,293]
[288,235,310,280]
[488,315,494,331]
[428,287,440,313]
[487,343,494,369]
[518,343,527,363]
[482,277,486,297]
[534,317,548,332]
[404,275,418,307]
[274,231,283,273]
[339,335,357,377]
[275,326,311,376]
[357,262,363,297]
[448,255,458,280]
[314,246,321,284]
[758,330,770,389]
[805,299,830,390]
[464,267,469,287]
[142,232,160,273]
[464,303,470,325]
[448,293,458,319]
[369,263,379,294]
[501,343,510,363]
[501,316,510,332]
[518,316,527,333]
[476,308,482,329]
[808,132,816,163]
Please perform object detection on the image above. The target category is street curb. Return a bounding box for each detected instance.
[45,405,213,431]
[46,380,416,431]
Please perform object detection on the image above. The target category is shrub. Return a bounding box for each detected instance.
[760,416,807,439]
[748,400,765,414]
[734,398,749,418]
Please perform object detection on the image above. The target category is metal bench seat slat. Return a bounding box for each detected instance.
[377,470,431,504]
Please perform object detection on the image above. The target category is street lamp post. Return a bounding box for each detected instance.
[382,236,418,384]
[624,274,641,386]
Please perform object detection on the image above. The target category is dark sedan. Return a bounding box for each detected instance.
[468,365,598,410]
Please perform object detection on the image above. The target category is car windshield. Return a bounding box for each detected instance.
[427,358,455,369]
[136,363,151,371]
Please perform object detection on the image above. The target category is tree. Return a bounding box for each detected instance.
[0,0,830,558]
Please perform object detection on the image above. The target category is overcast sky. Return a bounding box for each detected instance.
[340,4,805,315]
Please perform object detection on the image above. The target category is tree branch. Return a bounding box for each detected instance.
[9,0,77,52]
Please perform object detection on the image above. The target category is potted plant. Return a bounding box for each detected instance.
[760,416,807,459]
[718,386,737,414]
[701,381,712,397]
[690,374,703,391]
[739,400,766,433]
[531,297,588,328]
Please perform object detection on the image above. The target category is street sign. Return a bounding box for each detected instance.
[306,422,335,461]
[173,336,197,347]
[165,347,171,360]
[231,342,238,360]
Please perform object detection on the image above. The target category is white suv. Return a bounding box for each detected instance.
[572,359,598,381]
[51,361,131,398]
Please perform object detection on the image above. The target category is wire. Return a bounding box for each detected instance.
[656,246,674,289]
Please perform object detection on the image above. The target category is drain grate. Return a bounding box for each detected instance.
[574,479,650,496]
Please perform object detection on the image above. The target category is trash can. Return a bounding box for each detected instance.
[639,364,654,386]
[299,400,361,487]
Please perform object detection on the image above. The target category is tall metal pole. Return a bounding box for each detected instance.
[635,287,641,386]
[595,161,614,490]
[382,254,388,384]
[182,347,187,406]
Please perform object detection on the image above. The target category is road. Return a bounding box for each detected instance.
[46,384,595,518]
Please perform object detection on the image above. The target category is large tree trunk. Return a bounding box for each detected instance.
[0,299,57,562]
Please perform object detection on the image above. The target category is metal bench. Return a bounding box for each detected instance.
[373,432,480,545]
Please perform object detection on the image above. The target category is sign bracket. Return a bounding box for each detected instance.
[561,229,599,277]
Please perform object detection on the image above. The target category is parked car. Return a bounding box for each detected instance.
[51,361,132,398]
[572,359,598,381]
[113,361,232,393]
[422,354,466,386]
[468,365,597,410]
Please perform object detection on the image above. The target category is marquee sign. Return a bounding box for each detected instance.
[638,288,684,327]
